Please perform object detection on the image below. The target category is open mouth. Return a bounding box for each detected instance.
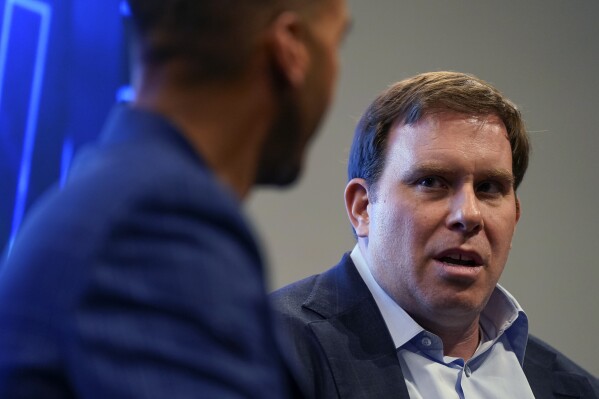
[439,254,477,267]
[439,256,476,266]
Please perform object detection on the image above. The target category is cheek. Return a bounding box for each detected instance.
[372,202,407,237]
[373,205,421,264]
[485,213,517,260]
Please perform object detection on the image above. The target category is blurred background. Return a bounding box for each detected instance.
[1,0,597,375]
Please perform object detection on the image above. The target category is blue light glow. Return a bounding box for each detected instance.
[116,84,135,103]
[0,0,52,251]
[60,137,74,188]
[119,0,131,17]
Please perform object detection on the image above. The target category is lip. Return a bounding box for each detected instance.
[434,248,484,266]
[433,259,483,281]
[433,248,484,281]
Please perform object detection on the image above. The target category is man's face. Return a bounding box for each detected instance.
[257,0,350,186]
[362,112,520,328]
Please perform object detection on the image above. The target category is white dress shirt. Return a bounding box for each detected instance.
[351,245,535,398]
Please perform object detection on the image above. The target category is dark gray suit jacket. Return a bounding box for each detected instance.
[271,253,599,398]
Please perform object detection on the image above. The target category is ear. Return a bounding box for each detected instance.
[515,196,521,223]
[345,178,371,237]
[267,11,310,87]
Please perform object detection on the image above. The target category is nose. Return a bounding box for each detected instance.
[446,185,483,234]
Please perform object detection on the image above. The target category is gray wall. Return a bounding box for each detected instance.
[248,0,599,375]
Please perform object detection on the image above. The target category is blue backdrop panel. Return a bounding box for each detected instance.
[0,0,128,250]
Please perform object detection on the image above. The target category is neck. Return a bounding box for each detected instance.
[133,63,276,200]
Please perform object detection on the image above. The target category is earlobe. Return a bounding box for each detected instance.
[345,178,371,237]
[268,11,309,87]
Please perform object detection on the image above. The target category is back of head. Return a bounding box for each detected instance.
[126,0,321,83]
[348,71,530,191]
[126,0,272,82]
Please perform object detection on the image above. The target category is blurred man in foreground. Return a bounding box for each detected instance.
[272,71,599,398]
[0,0,350,397]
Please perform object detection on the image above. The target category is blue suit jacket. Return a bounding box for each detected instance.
[0,106,290,398]
[271,253,599,398]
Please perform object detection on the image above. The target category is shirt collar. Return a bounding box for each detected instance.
[480,285,529,365]
[350,244,529,363]
[351,245,423,348]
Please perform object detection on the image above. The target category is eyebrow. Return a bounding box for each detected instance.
[401,164,454,183]
[483,168,516,186]
[402,163,515,186]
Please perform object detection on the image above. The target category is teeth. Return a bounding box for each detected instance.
[449,254,470,261]
[455,254,473,261]
[441,253,476,266]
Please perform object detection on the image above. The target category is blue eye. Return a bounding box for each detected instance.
[477,181,502,194]
[417,177,446,189]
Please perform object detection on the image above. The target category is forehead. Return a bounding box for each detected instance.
[384,112,512,173]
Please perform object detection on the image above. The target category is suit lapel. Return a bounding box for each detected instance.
[297,254,596,399]
[303,254,410,399]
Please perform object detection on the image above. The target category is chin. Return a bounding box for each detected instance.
[440,299,488,320]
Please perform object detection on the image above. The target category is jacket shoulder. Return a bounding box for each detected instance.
[525,335,599,397]
[271,274,322,322]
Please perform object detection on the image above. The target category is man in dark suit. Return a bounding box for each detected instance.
[272,71,599,398]
[0,0,350,397]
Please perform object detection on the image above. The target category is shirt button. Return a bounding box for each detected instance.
[421,336,432,347]
[464,365,472,377]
